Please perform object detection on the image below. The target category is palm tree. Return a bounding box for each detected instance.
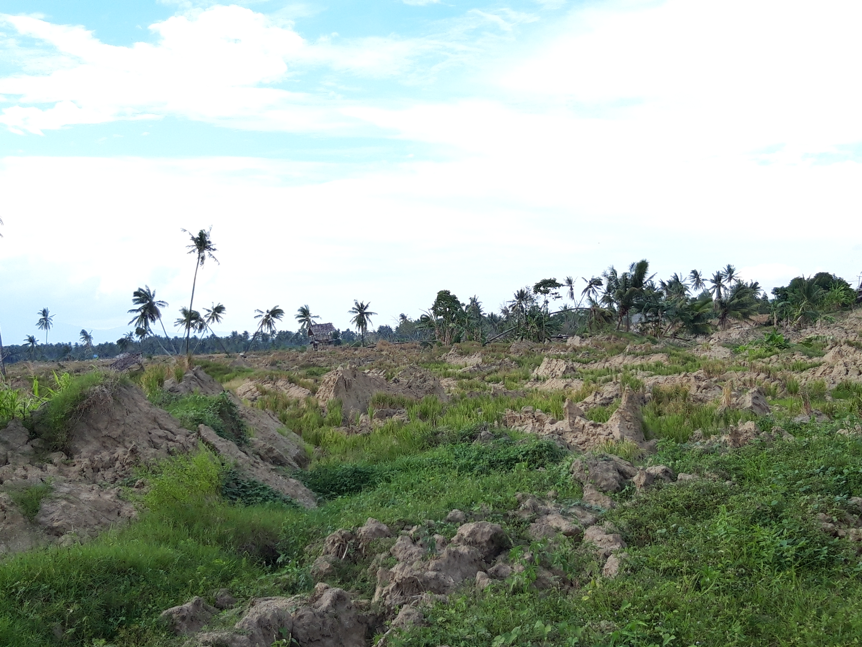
[24,335,37,361]
[175,307,205,342]
[128,286,175,356]
[182,227,219,356]
[196,303,229,354]
[466,296,484,342]
[716,281,759,329]
[295,305,320,337]
[602,260,652,331]
[246,306,284,351]
[509,288,533,325]
[722,264,739,285]
[79,329,94,358]
[708,271,726,310]
[349,300,376,346]
[116,334,132,353]
[36,308,54,345]
[135,326,150,348]
[564,276,577,304]
[689,270,705,294]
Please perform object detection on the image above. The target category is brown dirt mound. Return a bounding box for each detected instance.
[317,365,446,420]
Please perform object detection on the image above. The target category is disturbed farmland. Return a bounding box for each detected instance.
[3,313,862,646]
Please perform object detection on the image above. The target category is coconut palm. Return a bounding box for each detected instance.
[128,286,175,356]
[79,329,94,358]
[689,270,705,294]
[35,308,54,345]
[508,288,534,324]
[722,264,739,285]
[24,335,37,361]
[708,271,726,310]
[116,334,132,353]
[135,327,150,348]
[175,308,205,340]
[601,260,652,331]
[196,303,229,354]
[246,306,284,351]
[295,305,320,336]
[349,300,376,346]
[716,281,760,330]
[182,227,219,356]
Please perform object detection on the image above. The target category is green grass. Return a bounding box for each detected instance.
[35,371,118,453]
[10,343,862,647]
[194,359,255,384]
[154,391,249,445]
[8,482,53,521]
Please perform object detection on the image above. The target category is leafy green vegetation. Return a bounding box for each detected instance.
[8,482,53,520]
[155,391,248,445]
[35,371,117,453]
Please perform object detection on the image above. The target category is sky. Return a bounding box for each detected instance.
[1,0,861,345]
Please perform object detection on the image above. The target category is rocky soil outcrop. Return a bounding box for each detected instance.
[236,379,312,404]
[317,365,446,420]
[504,388,654,452]
[0,369,316,556]
[181,583,375,647]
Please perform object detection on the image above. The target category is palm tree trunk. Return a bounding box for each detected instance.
[186,260,200,356]
[0,329,5,377]
[157,316,177,355]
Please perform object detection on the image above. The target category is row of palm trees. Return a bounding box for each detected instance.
[413,261,774,345]
[124,285,379,354]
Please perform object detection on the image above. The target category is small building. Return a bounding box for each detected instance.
[309,323,337,348]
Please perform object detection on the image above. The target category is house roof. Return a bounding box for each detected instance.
[310,323,336,335]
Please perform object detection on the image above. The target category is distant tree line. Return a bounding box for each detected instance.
[3,256,861,366]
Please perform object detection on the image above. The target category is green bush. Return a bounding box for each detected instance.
[158,391,249,445]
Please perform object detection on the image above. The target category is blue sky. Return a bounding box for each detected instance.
[2,0,862,345]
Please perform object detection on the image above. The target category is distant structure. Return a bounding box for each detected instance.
[309,323,336,350]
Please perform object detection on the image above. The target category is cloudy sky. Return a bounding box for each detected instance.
[1,0,861,345]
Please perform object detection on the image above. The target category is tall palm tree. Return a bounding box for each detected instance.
[182,227,219,356]
[602,260,652,331]
[36,308,54,344]
[509,288,533,325]
[128,286,175,356]
[175,307,205,341]
[295,305,320,337]
[708,271,726,310]
[349,300,376,346]
[564,276,577,304]
[246,306,284,351]
[722,264,739,285]
[196,303,229,354]
[24,335,37,361]
[689,270,705,294]
[79,329,94,358]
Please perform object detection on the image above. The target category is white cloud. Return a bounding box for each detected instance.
[0,5,527,134]
[402,0,441,6]
[500,0,862,158]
